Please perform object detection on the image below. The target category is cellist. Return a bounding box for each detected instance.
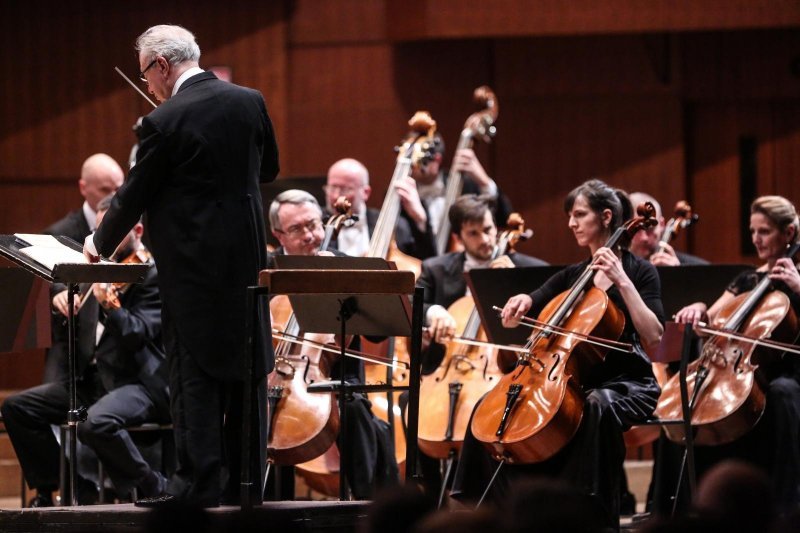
[667,195,800,509]
[411,194,547,495]
[267,189,399,499]
[451,179,664,527]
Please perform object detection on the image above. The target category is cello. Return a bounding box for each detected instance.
[434,86,499,255]
[654,241,800,446]
[417,213,532,460]
[266,198,356,467]
[471,204,657,464]
[659,200,699,250]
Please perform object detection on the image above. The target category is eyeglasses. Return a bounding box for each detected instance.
[278,219,323,237]
[323,184,357,196]
[138,58,158,82]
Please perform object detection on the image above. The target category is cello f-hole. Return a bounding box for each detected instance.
[547,352,562,382]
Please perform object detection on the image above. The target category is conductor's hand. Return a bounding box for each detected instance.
[427,306,456,344]
[83,234,100,263]
[52,290,81,317]
[501,293,532,328]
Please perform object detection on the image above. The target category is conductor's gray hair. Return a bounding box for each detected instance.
[136,25,201,65]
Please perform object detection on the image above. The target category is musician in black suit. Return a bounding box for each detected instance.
[418,195,548,350]
[323,158,436,259]
[405,195,546,496]
[2,199,168,507]
[268,190,398,499]
[43,154,124,383]
[629,192,708,267]
[411,132,514,239]
[85,24,279,507]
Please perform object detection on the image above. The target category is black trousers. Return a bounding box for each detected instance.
[163,319,267,506]
[339,392,399,499]
[1,368,168,496]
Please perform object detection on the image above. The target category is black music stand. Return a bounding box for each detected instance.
[241,256,422,506]
[0,235,149,506]
[0,263,51,353]
[465,265,562,345]
[647,264,750,515]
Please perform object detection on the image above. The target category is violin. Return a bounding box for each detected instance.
[434,86,499,255]
[417,214,532,461]
[471,203,657,463]
[79,247,151,311]
[655,242,800,446]
[266,198,357,467]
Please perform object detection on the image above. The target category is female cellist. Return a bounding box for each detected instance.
[450,179,664,527]
[664,195,800,509]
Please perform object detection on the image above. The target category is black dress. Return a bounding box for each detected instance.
[450,251,663,526]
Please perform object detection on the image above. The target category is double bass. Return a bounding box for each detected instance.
[362,111,440,475]
[434,86,499,255]
[471,204,656,463]
[655,242,800,446]
[417,213,532,460]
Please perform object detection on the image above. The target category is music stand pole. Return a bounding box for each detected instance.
[65,283,79,506]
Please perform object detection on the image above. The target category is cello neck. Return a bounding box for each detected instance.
[723,241,800,331]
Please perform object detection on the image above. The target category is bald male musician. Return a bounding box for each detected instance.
[324,158,436,259]
[44,153,125,383]
[268,190,398,499]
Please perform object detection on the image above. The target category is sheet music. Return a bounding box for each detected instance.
[14,233,89,270]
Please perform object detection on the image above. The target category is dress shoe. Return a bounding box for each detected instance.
[28,492,54,508]
[135,493,177,508]
[139,470,168,498]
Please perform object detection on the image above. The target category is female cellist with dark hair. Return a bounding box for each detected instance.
[450,179,664,527]
[656,194,800,510]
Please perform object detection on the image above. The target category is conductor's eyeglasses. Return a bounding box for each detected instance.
[139,58,158,82]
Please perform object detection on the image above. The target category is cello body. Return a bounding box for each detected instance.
[655,289,798,446]
[471,287,625,463]
[267,295,340,466]
[417,295,506,458]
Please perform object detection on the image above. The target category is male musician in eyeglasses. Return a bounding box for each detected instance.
[323,158,436,259]
[267,189,399,500]
[43,154,125,383]
[2,195,169,507]
[628,192,708,267]
[84,24,279,508]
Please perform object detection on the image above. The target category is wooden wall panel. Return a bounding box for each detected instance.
[387,0,800,41]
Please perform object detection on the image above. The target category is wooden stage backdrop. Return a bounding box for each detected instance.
[0,0,799,388]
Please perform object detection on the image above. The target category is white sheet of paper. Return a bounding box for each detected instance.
[14,233,88,270]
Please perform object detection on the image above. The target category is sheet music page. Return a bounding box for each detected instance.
[14,233,89,270]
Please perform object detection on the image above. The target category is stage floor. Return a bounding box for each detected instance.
[0,500,369,532]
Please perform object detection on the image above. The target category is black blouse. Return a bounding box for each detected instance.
[527,250,664,387]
